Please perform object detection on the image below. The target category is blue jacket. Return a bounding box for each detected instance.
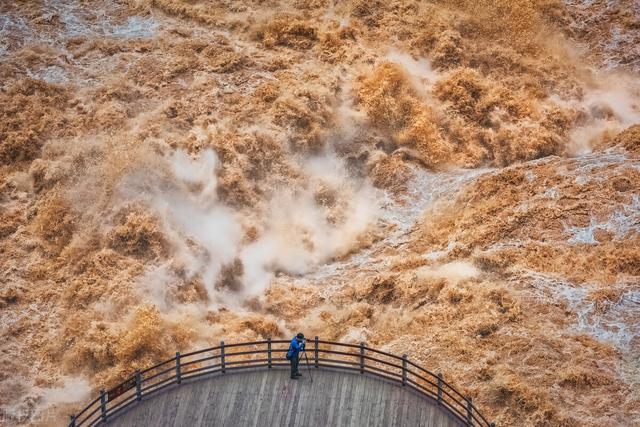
[286,337,305,359]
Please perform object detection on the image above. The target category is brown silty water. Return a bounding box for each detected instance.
[0,1,639,425]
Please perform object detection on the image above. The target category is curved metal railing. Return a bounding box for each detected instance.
[69,338,495,426]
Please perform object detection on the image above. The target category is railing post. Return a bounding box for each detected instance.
[69,414,76,427]
[467,396,473,425]
[314,336,319,368]
[100,389,107,422]
[437,373,443,405]
[402,354,407,386]
[267,337,272,369]
[176,352,181,384]
[135,369,142,401]
[220,341,225,373]
[359,342,365,374]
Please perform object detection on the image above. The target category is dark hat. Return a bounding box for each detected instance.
[296,332,305,339]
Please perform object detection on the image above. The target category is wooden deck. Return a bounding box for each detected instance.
[106,368,464,427]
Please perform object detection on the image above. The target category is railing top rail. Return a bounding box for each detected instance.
[70,338,494,427]
[138,356,177,375]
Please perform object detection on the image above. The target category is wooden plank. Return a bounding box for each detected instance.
[106,369,464,427]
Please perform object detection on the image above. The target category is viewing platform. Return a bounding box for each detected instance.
[70,339,494,426]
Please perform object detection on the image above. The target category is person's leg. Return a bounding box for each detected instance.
[290,356,298,378]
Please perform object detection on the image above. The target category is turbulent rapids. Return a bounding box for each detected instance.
[0,1,639,426]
